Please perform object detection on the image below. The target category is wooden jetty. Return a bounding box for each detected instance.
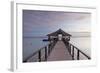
[47,41,72,61]
[23,29,91,62]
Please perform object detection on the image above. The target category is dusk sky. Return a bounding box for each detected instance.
[23,10,91,37]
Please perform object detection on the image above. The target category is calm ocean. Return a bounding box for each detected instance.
[23,36,91,61]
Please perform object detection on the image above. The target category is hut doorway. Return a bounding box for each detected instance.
[58,34,62,41]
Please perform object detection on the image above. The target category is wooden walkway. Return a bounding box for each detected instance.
[47,41,72,61]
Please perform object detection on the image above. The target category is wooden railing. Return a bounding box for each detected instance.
[23,41,57,62]
[63,39,91,60]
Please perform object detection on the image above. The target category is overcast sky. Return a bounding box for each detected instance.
[23,10,91,37]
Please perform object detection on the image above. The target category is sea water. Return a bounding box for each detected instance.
[23,37,49,61]
[70,37,91,60]
[23,36,91,61]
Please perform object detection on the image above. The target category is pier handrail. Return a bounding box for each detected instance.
[69,43,91,60]
[23,40,57,62]
[63,39,91,60]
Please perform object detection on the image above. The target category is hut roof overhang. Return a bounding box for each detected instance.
[47,29,71,36]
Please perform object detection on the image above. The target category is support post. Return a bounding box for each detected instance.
[48,44,51,54]
[69,44,71,54]
[38,50,41,62]
[45,46,47,61]
[72,46,74,60]
[68,44,71,54]
[77,50,80,60]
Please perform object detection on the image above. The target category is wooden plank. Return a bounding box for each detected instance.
[47,41,72,61]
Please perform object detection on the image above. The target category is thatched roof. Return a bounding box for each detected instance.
[47,29,71,36]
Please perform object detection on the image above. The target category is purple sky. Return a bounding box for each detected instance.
[23,10,91,37]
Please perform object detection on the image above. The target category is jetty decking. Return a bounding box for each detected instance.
[47,41,72,61]
[23,29,91,62]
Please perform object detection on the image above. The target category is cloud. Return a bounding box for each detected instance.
[23,10,91,36]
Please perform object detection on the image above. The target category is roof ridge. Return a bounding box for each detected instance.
[47,28,71,36]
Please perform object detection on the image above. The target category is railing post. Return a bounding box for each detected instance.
[77,50,80,60]
[38,50,41,62]
[45,46,47,61]
[49,43,51,54]
[48,44,50,55]
[72,46,74,60]
[70,44,71,54]
[68,43,71,54]
[47,45,49,56]
[50,43,52,51]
